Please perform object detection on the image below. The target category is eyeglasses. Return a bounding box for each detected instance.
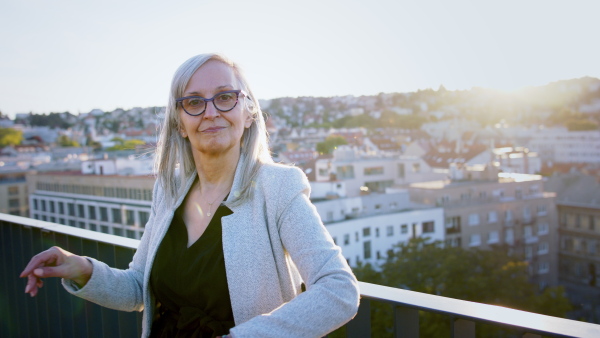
[176,90,247,116]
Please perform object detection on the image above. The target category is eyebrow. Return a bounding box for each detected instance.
[185,85,235,96]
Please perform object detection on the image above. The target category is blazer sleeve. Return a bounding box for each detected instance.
[61,179,162,312]
[230,167,360,337]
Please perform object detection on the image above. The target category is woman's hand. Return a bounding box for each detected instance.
[19,246,93,297]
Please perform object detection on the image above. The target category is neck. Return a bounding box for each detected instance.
[193,147,240,195]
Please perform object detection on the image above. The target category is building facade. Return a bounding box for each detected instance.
[409,166,559,288]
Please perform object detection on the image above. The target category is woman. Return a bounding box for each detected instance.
[20,53,360,337]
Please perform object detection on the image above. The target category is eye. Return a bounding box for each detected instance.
[216,92,235,102]
[186,98,203,107]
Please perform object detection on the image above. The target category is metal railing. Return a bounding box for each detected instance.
[2,213,599,338]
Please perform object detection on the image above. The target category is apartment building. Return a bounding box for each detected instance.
[409,165,559,288]
[545,173,600,322]
[527,128,600,164]
[27,170,155,239]
[0,168,29,217]
[315,190,444,267]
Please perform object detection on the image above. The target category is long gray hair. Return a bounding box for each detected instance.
[154,53,272,206]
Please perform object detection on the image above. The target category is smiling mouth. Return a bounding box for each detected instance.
[201,127,225,133]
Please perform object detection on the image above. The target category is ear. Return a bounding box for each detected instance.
[244,112,253,128]
[179,126,188,138]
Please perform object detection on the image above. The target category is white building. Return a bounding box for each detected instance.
[313,188,444,267]
[527,128,600,164]
[315,146,446,197]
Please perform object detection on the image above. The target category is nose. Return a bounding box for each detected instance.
[203,101,220,119]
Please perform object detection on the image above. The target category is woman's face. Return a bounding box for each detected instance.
[179,60,252,157]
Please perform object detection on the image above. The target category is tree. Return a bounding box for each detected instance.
[316,135,348,155]
[352,238,572,337]
[106,138,145,151]
[56,135,80,147]
[566,119,598,131]
[0,127,23,147]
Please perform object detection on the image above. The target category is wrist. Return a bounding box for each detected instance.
[72,256,93,287]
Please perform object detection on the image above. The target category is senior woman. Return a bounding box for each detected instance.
[20,53,360,338]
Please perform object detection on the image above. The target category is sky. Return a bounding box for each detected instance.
[1,0,599,118]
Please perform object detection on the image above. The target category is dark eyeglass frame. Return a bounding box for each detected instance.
[176,90,248,116]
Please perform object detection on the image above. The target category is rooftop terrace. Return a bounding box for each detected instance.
[2,213,599,337]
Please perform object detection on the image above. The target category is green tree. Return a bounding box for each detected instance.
[0,127,23,147]
[106,138,145,151]
[316,135,348,155]
[352,238,572,337]
[57,135,80,147]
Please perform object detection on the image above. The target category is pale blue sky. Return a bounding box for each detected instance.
[1,0,599,118]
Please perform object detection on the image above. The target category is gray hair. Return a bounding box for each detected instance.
[155,53,272,206]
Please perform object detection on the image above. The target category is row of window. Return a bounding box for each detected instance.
[333,221,435,247]
[36,182,153,201]
[562,236,600,255]
[32,198,150,227]
[467,229,549,252]
[561,212,598,231]
[31,214,146,239]
[438,185,542,204]
[465,206,548,227]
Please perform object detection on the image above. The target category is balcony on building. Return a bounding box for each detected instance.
[2,213,599,338]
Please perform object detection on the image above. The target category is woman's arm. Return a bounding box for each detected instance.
[230,167,360,337]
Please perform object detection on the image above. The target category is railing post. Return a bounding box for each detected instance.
[394,306,419,338]
[346,298,370,338]
[452,318,475,338]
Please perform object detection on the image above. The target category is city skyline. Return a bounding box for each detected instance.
[1,0,599,118]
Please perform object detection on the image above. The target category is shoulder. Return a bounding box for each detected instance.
[257,163,309,189]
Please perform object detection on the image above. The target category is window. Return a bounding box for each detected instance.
[525,246,533,259]
[538,242,549,255]
[355,232,359,242]
[445,216,461,234]
[505,229,514,245]
[469,234,481,247]
[423,221,434,233]
[112,208,122,224]
[8,198,19,208]
[139,211,149,227]
[126,230,136,239]
[41,215,47,221]
[523,206,531,221]
[386,225,394,237]
[88,206,96,220]
[69,220,76,227]
[590,216,596,231]
[100,225,109,234]
[538,261,549,274]
[524,225,533,238]
[363,227,371,237]
[50,217,56,223]
[100,207,109,222]
[89,223,97,231]
[515,188,523,199]
[493,189,504,197]
[363,240,371,259]
[59,218,65,225]
[364,166,383,175]
[375,228,380,237]
[397,163,405,178]
[68,203,75,216]
[33,199,38,210]
[49,201,55,213]
[468,213,480,226]
[113,228,123,236]
[505,210,513,221]
[336,165,355,179]
[537,223,549,235]
[143,189,152,201]
[488,231,499,244]
[537,205,547,216]
[78,204,85,218]
[78,222,86,229]
[344,234,350,246]
[487,211,498,223]
[41,200,46,212]
[126,210,135,226]
[58,202,64,214]
[8,186,18,195]
[401,224,408,234]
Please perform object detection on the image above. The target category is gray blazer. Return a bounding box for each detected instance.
[63,161,360,337]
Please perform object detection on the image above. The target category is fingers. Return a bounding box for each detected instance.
[33,265,69,278]
[20,248,59,278]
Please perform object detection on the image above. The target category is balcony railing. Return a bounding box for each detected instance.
[2,213,600,338]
